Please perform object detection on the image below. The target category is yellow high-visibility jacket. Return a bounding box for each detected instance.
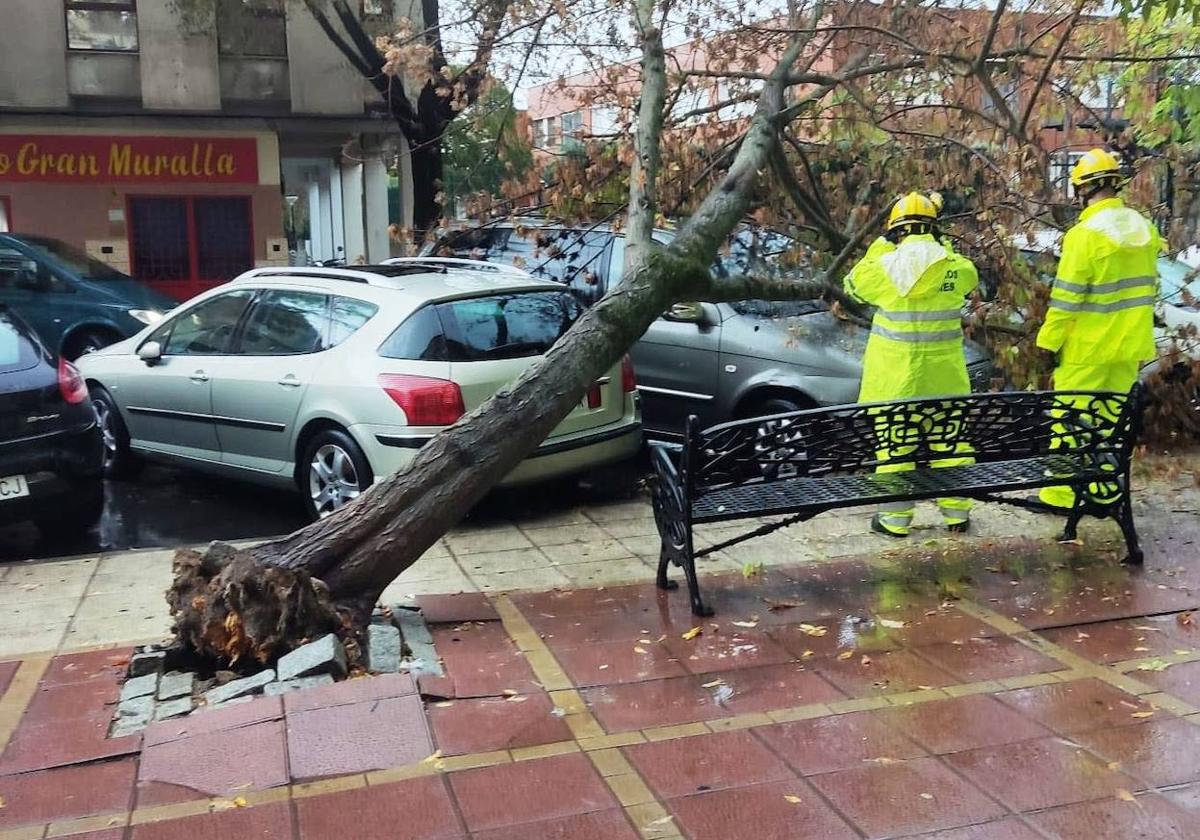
[845,233,978,403]
[1036,197,1161,366]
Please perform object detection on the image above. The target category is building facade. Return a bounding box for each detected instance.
[0,0,416,301]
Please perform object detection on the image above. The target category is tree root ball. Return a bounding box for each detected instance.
[167,542,352,668]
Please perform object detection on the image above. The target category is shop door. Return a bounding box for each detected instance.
[129,196,253,302]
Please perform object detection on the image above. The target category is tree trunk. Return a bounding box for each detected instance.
[409,138,444,235]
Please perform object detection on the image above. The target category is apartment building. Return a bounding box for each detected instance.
[0,0,416,301]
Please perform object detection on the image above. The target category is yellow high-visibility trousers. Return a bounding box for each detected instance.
[1039,361,1139,509]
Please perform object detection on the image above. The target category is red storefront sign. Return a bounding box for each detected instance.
[0,135,258,184]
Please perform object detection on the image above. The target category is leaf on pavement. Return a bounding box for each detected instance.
[1179,611,1195,627]
[1130,711,1155,718]
[860,655,872,666]
[634,646,647,654]
[742,561,764,579]
[837,651,854,661]
[701,679,725,688]
[783,794,803,804]
[1136,659,1171,672]
[878,618,907,629]
[1115,789,1138,803]
[764,598,805,611]
[799,623,828,637]
[864,757,900,765]
[732,620,759,629]
[919,793,934,800]
[681,627,702,641]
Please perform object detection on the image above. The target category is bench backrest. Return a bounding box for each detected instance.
[686,388,1143,493]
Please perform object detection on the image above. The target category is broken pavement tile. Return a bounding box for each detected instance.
[395,609,435,646]
[119,672,159,703]
[263,675,335,696]
[129,650,166,678]
[205,669,276,706]
[157,671,194,701]
[367,624,403,673]
[277,634,348,681]
[404,640,444,677]
[154,697,194,720]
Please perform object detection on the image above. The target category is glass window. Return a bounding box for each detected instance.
[523,229,613,304]
[66,1,138,52]
[378,306,447,361]
[130,198,189,282]
[195,197,253,280]
[436,291,581,362]
[0,313,40,374]
[329,297,378,347]
[238,291,329,355]
[163,290,254,356]
[217,0,286,57]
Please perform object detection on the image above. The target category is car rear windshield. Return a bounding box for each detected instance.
[380,290,582,362]
[0,311,42,375]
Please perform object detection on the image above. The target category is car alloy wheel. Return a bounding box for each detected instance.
[309,442,362,517]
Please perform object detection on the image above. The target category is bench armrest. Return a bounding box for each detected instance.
[648,441,683,490]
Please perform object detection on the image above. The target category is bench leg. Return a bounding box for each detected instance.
[1116,495,1143,566]
[656,548,679,591]
[681,551,714,617]
[1059,491,1085,542]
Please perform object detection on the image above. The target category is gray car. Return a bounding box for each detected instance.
[424,222,992,438]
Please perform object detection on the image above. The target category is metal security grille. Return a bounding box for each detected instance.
[195,197,252,281]
[129,197,189,282]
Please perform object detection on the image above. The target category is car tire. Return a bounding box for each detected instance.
[301,429,374,521]
[37,478,103,539]
[64,328,120,361]
[738,393,815,481]
[91,386,143,480]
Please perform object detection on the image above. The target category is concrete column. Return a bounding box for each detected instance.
[329,164,346,264]
[317,171,334,263]
[340,161,367,265]
[364,157,391,262]
[306,179,324,263]
[397,135,415,234]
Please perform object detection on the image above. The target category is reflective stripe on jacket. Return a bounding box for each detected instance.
[1036,197,1161,366]
[843,233,979,403]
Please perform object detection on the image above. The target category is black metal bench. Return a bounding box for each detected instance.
[650,388,1147,616]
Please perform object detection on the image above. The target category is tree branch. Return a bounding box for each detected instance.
[624,0,669,264]
[1018,0,1086,135]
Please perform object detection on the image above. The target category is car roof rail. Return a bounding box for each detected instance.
[230,264,450,285]
[381,257,534,277]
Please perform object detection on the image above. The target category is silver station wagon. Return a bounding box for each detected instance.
[77,260,642,519]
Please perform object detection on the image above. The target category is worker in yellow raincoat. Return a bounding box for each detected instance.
[1035,148,1161,509]
[845,192,979,537]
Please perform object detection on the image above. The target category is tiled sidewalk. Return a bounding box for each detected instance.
[6,523,1200,839]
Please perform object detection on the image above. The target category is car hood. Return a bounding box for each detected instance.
[75,277,178,312]
[728,310,988,365]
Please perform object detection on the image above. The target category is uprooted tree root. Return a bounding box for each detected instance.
[166,542,357,669]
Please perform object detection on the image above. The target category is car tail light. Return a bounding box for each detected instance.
[378,374,465,425]
[586,384,602,409]
[621,355,637,392]
[58,358,87,405]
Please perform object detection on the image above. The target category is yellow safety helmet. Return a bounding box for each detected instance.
[927,191,944,215]
[887,192,938,232]
[1070,148,1123,189]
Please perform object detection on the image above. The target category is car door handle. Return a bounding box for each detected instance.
[277,375,302,388]
[189,371,209,383]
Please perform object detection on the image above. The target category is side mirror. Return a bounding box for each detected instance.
[664,302,706,324]
[137,341,162,365]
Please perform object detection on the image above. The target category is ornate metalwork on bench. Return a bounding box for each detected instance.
[649,388,1146,616]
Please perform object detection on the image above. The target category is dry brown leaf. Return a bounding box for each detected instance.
[1131,711,1155,719]
[1179,612,1195,627]
[919,792,934,800]
[1115,789,1137,803]
[878,618,907,629]
[865,756,900,765]
[633,646,648,654]
[701,679,725,688]
[732,620,759,629]
[764,598,805,612]
[1107,761,1122,771]
[801,650,815,659]
[799,623,828,637]
[783,794,803,804]
[681,627,702,641]
[837,651,854,661]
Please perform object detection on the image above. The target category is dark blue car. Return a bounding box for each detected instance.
[0,233,176,360]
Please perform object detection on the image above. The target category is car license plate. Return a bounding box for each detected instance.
[0,474,29,500]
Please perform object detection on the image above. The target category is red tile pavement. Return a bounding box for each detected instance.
[1135,659,1200,705]
[910,637,1063,682]
[582,676,725,732]
[57,831,125,840]
[765,622,900,661]
[1072,718,1200,789]
[0,757,136,830]
[294,775,464,839]
[1027,793,1200,839]
[877,608,1003,646]
[1040,616,1200,664]
[874,694,1052,755]
[0,660,19,697]
[139,719,288,796]
[287,694,433,780]
[665,778,859,840]
[943,735,1139,812]
[470,808,640,840]
[624,730,794,799]
[809,755,1006,838]
[142,695,282,746]
[910,818,1044,839]
[432,622,519,656]
[756,710,926,776]
[527,608,653,648]
[440,650,544,698]
[664,629,793,675]
[283,672,415,714]
[416,593,498,623]
[555,638,687,686]
[700,662,845,715]
[130,800,294,839]
[22,679,119,724]
[448,753,616,832]
[812,649,959,697]
[0,713,140,774]
[134,779,211,808]
[427,693,573,755]
[40,648,132,687]
[994,678,1159,734]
